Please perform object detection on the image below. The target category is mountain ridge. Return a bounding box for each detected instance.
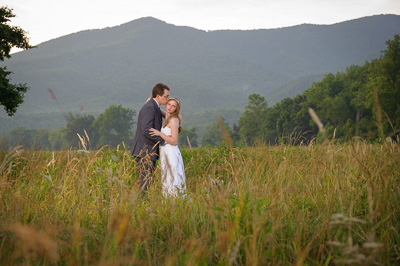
[1,14,400,133]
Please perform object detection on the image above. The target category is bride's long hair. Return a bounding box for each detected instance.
[163,97,182,133]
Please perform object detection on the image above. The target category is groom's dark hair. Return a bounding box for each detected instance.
[152,83,170,98]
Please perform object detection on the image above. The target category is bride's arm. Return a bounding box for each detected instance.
[149,118,179,145]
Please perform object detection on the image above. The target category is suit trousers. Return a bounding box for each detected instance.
[135,156,156,194]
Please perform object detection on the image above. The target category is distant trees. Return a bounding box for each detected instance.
[5,105,136,150]
[378,34,400,135]
[179,126,198,147]
[3,34,399,149]
[199,34,399,147]
[48,127,68,150]
[92,105,135,147]
[8,127,50,149]
[201,118,230,147]
[238,94,268,145]
[235,34,400,145]
[65,113,96,148]
[0,6,33,116]
[194,34,399,147]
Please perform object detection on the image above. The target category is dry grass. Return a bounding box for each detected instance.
[0,140,399,265]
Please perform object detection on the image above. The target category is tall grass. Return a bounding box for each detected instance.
[0,140,399,265]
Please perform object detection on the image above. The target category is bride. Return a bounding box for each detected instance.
[149,97,186,197]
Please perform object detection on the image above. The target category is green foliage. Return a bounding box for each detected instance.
[0,6,33,60]
[0,6,33,116]
[378,34,400,134]
[92,104,135,148]
[230,123,241,145]
[65,112,95,148]
[184,108,243,141]
[1,15,399,129]
[238,94,268,145]
[0,67,29,116]
[201,117,229,146]
[2,32,400,148]
[48,127,69,150]
[178,126,198,147]
[0,135,8,149]
[238,35,400,144]
[2,105,136,150]
[8,127,50,149]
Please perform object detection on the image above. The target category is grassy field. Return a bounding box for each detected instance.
[0,141,399,265]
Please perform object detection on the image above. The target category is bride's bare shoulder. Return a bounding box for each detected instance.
[168,117,179,127]
[170,117,179,123]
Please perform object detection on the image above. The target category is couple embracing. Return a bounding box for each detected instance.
[131,83,186,197]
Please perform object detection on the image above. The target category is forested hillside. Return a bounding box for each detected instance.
[2,34,399,149]
[0,15,399,134]
[238,35,400,145]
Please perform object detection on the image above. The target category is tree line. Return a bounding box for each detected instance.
[197,34,400,146]
[235,34,400,145]
[1,18,399,149]
[1,105,135,150]
[3,34,399,149]
[0,103,203,150]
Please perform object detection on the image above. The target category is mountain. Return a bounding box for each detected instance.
[1,14,400,133]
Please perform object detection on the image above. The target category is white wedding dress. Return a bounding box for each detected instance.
[160,126,186,197]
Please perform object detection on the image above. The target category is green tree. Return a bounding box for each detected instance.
[201,118,229,147]
[179,126,198,147]
[0,135,8,149]
[379,34,400,133]
[0,6,33,116]
[8,127,35,148]
[93,105,135,148]
[381,34,400,91]
[48,127,69,150]
[9,127,37,148]
[263,104,281,144]
[236,35,400,144]
[238,93,268,145]
[230,123,241,145]
[65,113,96,148]
[8,127,51,149]
[34,129,51,149]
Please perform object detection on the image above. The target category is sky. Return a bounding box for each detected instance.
[3,0,400,49]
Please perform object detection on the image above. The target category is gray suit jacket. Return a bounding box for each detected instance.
[131,99,165,161]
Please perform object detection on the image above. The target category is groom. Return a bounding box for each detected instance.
[131,83,170,194]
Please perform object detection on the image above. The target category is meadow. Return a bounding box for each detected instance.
[0,140,399,265]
